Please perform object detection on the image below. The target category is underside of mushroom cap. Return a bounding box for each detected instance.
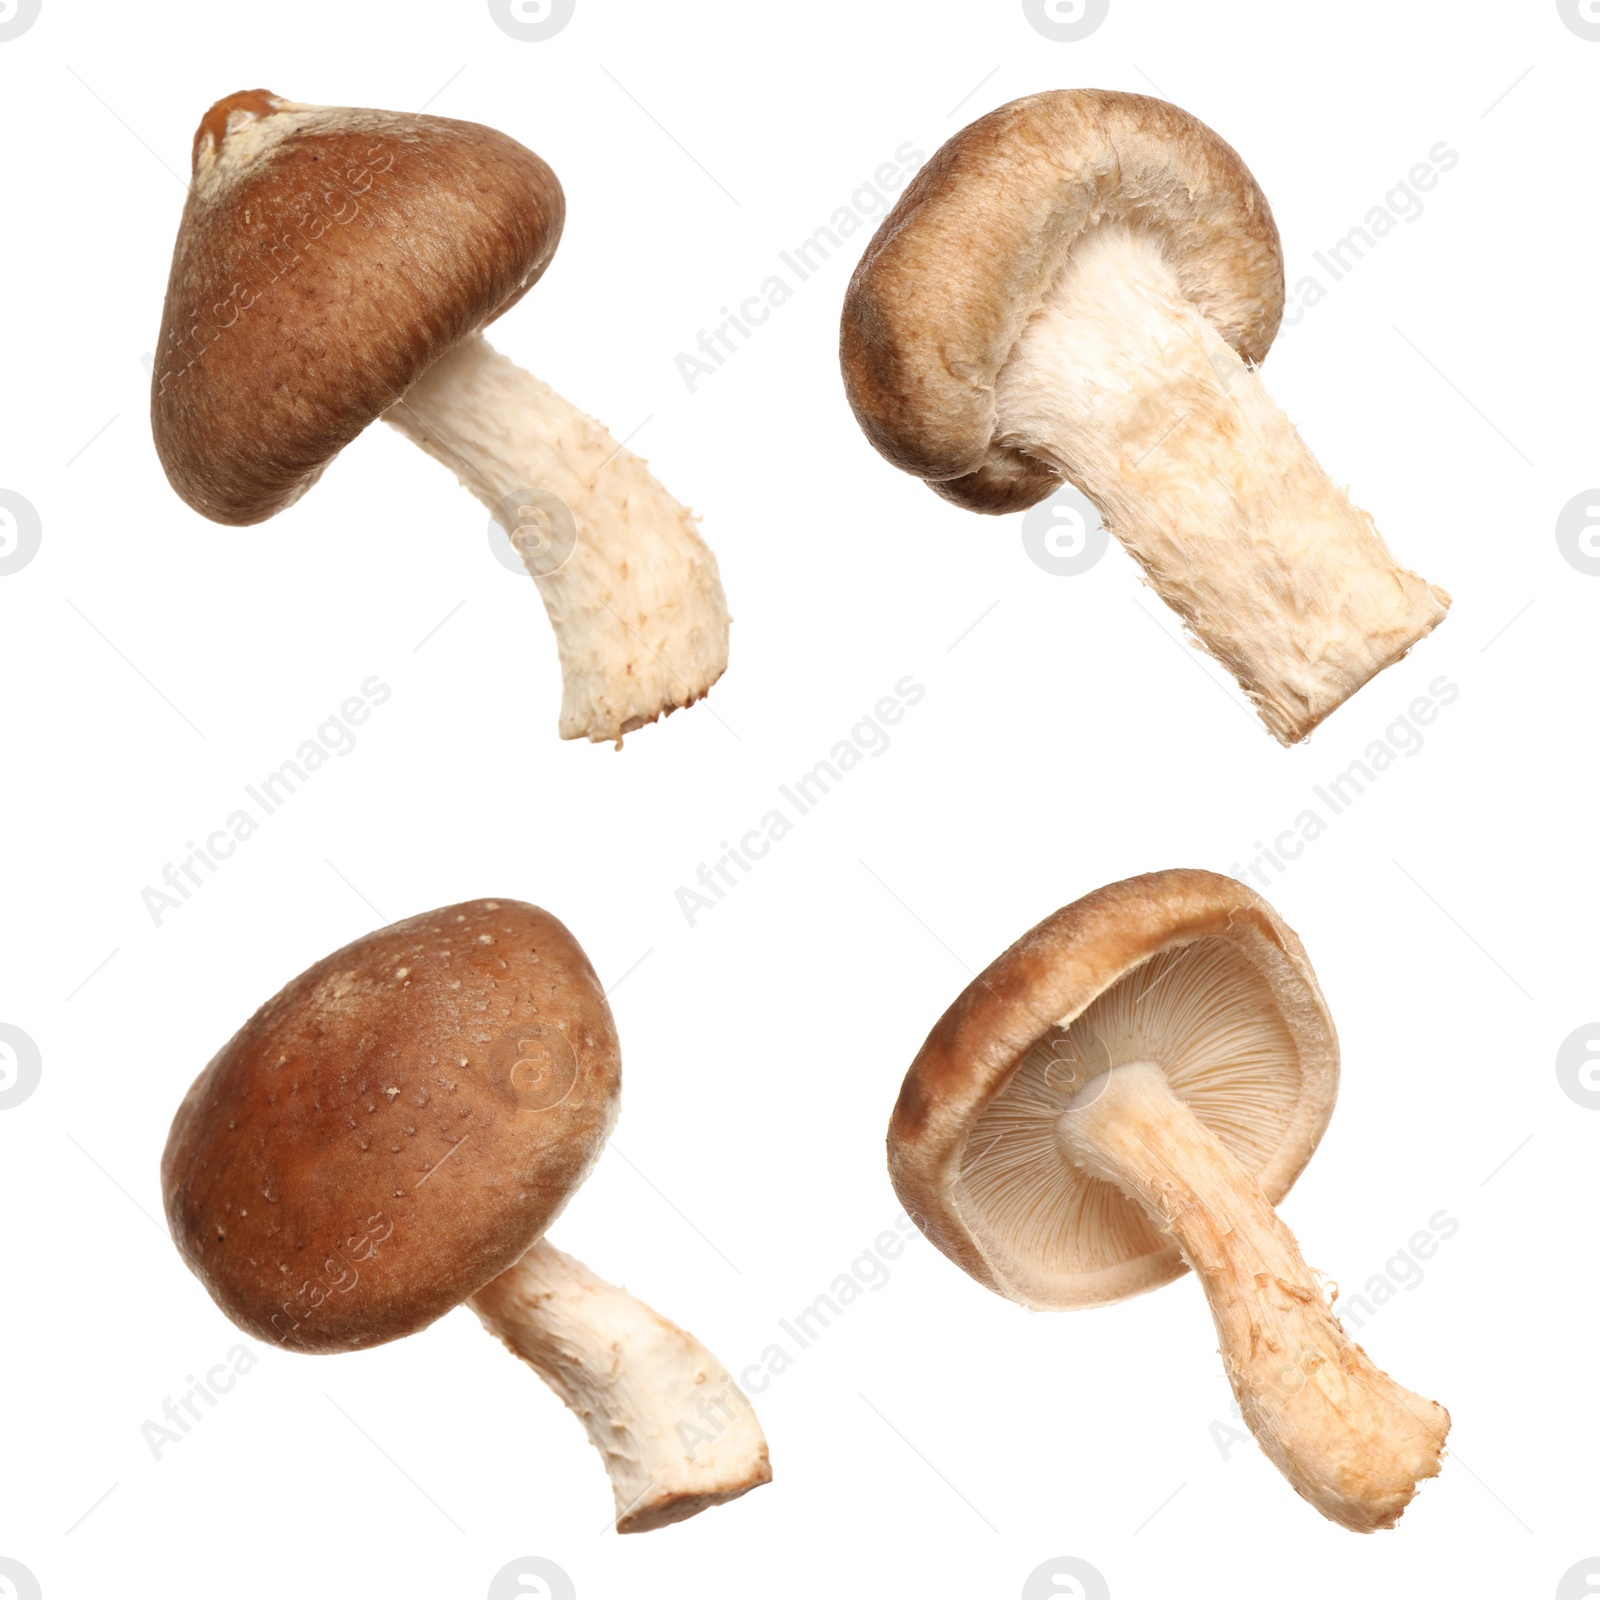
[840,89,1284,513]
[161,899,620,1353]
[888,870,1338,1310]
[152,91,565,525]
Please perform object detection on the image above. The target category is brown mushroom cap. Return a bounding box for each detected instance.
[888,870,1338,1310]
[840,90,1285,513]
[161,899,620,1353]
[152,91,565,525]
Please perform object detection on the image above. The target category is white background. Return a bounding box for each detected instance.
[2,2,1595,1596]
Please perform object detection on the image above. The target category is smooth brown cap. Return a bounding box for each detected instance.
[152,91,564,525]
[840,90,1285,513]
[888,870,1338,1310]
[161,899,620,1353]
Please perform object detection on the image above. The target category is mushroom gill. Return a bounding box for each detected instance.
[957,936,1301,1283]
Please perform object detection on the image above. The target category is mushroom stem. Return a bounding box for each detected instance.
[384,333,730,745]
[1056,1062,1447,1531]
[467,1237,771,1533]
[996,224,1449,743]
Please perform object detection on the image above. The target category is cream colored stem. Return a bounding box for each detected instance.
[996,225,1449,743]
[1056,1062,1447,1532]
[385,333,730,745]
[468,1238,770,1533]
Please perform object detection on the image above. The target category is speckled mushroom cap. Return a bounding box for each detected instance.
[161,899,620,1353]
[152,90,564,526]
[888,870,1338,1311]
[840,90,1284,513]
